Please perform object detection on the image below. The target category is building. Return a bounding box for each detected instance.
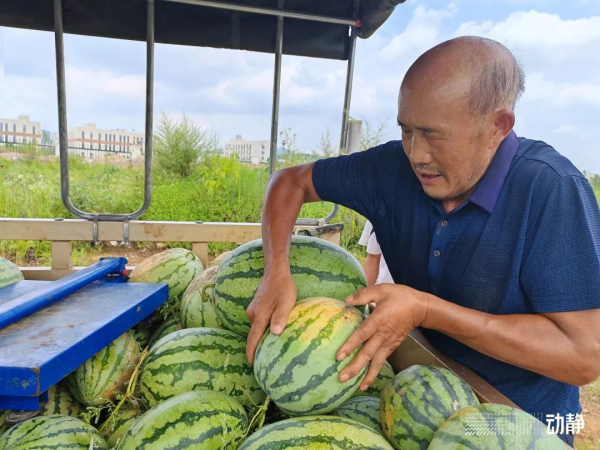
[223,135,270,165]
[0,116,42,145]
[55,123,145,159]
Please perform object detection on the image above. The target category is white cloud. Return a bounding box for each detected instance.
[524,72,600,108]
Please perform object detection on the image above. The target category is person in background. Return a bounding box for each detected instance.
[359,220,393,286]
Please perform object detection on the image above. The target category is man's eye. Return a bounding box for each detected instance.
[401,129,413,136]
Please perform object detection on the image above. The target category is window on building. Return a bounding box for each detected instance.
[13,136,16,143]
[13,124,16,132]
[82,131,85,139]
[33,126,36,135]
[90,132,93,139]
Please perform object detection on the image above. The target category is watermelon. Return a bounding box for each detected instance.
[213,235,367,335]
[140,327,265,409]
[0,257,23,289]
[117,390,247,450]
[147,316,182,349]
[42,382,83,417]
[180,266,221,329]
[381,365,480,450]
[101,406,140,448]
[331,396,382,432]
[353,359,395,398]
[254,297,367,416]
[0,410,8,436]
[429,403,565,449]
[67,331,140,406]
[131,327,152,349]
[0,414,108,449]
[210,250,231,267]
[239,416,394,450]
[128,248,203,309]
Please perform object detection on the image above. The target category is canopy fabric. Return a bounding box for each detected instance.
[0,0,405,60]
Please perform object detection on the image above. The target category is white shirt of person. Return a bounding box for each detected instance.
[359,221,394,284]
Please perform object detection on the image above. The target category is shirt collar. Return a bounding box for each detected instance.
[469,130,519,214]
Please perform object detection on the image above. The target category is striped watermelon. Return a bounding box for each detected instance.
[42,382,83,417]
[381,365,480,450]
[429,403,565,449]
[331,396,382,432]
[67,331,140,406]
[254,297,367,416]
[0,257,23,289]
[131,326,152,350]
[0,414,108,449]
[353,359,395,398]
[117,390,247,450]
[128,248,203,310]
[140,327,265,409]
[101,406,140,448]
[180,266,221,329]
[0,410,7,436]
[214,235,367,335]
[239,416,394,450]
[147,316,182,349]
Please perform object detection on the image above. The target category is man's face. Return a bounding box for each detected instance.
[398,79,496,207]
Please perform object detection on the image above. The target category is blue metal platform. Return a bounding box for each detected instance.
[0,258,168,410]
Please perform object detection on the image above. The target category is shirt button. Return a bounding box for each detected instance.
[441,220,448,227]
[434,250,441,257]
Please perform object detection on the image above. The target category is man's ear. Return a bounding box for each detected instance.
[489,109,515,149]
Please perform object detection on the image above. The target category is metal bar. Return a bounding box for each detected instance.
[339,0,360,153]
[53,0,155,221]
[0,258,127,330]
[269,0,284,175]
[165,0,359,26]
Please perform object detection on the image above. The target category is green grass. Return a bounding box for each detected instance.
[0,156,368,264]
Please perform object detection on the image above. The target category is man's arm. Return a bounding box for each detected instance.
[246,162,321,363]
[338,285,600,389]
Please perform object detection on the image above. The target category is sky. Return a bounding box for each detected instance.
[1,0,599,172]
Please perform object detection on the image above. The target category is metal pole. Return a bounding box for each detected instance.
[339,0,359,154]
[53,0,155,221]
[165,0,358,26]
[269,0,284,175]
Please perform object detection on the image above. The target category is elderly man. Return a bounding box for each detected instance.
[246,36,600,445]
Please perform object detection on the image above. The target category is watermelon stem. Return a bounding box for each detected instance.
[241,395,270,439]
[98,346,149,435]
[201,283,216,303]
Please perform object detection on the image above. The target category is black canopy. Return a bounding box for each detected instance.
[0,0,405,60]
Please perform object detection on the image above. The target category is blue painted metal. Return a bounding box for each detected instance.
[0,261,168,410]
[0,258,127,330]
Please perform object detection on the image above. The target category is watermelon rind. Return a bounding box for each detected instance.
[0,257,23,289]
[331,396,382,432]
[428,403,565,449]
[128,248,203,310]
[381,364,480,450]
[180,266,221,329]
[101,406,140,448]
[147,316,182,349]
[140,327,265,409]
[213,235,367,336]
[353,359,395,398]
[67,331,141,406]
[239,415,394,450]
[42,382,84,418]
[254,297,367,416]
[0,414,108,449]
[116,390,247,450]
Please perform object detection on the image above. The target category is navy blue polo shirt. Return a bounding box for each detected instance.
[312,131,600,430]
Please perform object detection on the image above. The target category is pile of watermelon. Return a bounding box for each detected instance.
[0,242,565,449]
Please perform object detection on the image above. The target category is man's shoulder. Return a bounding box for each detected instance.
[513,137,586,182]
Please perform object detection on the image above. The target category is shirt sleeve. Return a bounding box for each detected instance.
[312,142,401,220]
[521,175,600,313]
[358,221,373,247]
[367,231,382,255]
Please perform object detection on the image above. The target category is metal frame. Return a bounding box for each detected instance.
[52,0,360,227]
[54,0,155,222]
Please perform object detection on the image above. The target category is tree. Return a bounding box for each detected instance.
[279,127,299,167]
[312,127,337,159]
[153,112,220,177]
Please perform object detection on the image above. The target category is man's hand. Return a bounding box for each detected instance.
[336,284,428,391]
[246,270,297,364]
